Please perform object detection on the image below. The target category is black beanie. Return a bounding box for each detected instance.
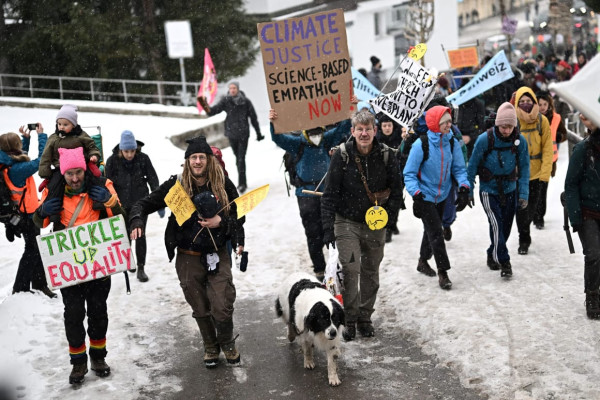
[185,136,213,158]
[193,191,220,218]
[370,56,381,66]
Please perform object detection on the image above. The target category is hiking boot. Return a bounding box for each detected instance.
[215,318,240,364]
[392,225,400,235]
[534,220,544,230]
[443,226,452,241]
[438,270,452,290]
[385,229,392,243]
[500,261,513,278]
[357,322,375,337]
[136,265,149,282]
[90,358,111,377]
[518,243,529,255]
[204,350,220,369]
[417,258,437,277]
[315,270,325,282]
[37,286,58,298]
[69,363,88,384]
[343,323,356,341]
[487,255,500,271]
[585,291,600,320]
[222,342,240,364]
[196,317,220,368]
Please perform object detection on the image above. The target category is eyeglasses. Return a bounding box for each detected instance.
[190,154,207,162]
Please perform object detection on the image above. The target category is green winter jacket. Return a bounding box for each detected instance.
[564,132,600,229]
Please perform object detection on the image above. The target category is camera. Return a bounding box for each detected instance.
[27,123,38,131]
[9,214,21,226]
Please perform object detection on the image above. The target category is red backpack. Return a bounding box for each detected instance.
[211,146,228,176]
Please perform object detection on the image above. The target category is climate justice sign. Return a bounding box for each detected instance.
[36,215,134,290]
[258,9,353,133]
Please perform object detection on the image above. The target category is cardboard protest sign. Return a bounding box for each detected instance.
[164,180,196,226]
[37,215,134,290]
[549,54,600,129]
[234,184,270,219]
[258,9,353,133]
[447,47,479,69]
[369,56,437,128]
[446,50,514,106]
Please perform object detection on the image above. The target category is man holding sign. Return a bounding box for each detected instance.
[129,136,245,368]
[33,147,125,385]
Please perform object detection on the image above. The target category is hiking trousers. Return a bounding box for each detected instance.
[335,215,385,323]
[297,196,326,273]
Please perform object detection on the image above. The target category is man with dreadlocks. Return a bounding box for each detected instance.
[129,136,245,368]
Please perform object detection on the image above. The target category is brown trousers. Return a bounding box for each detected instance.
[175,246,236,323]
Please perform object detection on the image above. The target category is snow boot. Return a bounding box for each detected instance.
[392,224,400,235]
[343,322,356,341]
[136,264,148,282]
[90,358,111,377]
[487,255,500,271]
[357,321,375,337]
[69,362,88,384]
[585,291,600,320]
[196,317,220,368]
[438,270,452,290]
[443,226,452,241]
[215,318,240,364]
[518,243,529,255]
[500,261,513,278]
[417,258,437,277]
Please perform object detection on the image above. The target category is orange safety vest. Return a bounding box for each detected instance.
[2,169,40,214]
[550,112,561,162]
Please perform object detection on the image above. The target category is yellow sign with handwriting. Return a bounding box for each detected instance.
[164,180,196,226]
[234,184,270,219]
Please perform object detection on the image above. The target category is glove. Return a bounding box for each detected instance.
[412,193,425,219]
[323,230,336,249]
[38,198,62,218]
[468,196,475,208]
[89,186,111,203]
[197,96,211,113]
[5,225,15,242]
[455,187,471,212]
[518,198,528,210]
[157,208,166,218]
[256,133,265,141]
[130,218,145,236]
[572,224,581,233]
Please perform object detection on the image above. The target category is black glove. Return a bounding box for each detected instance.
[89,186,111,203]
[38,198,62,218]
[455,187,471,212]
[130,218,145,236]
[323,230,336,249]
[468,196,475,208]
[412,193,425,219]
[5,225,15,242]
[256,133,265,142]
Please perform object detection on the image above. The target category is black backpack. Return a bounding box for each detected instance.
[0,165,24,233]
[283,141,322,191]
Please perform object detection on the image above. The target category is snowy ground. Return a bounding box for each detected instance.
[0,101,597,400]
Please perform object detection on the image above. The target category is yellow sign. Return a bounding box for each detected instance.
[164,180,196,226]
[447,46,479,69]
[365,205,388,230]
[408,43,427,61]
[234,184,270,219]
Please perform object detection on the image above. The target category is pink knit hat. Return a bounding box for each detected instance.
[59,147,87,175]
[495,102,518,127]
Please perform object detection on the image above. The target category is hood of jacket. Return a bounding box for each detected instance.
[425,106,452,133]
[515,86,540,124]
[0,150,14,167]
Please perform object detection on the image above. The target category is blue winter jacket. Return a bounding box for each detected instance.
[0,133,48,187]
[467,127,530,200]
[271,120,351,197]
[403,130,469,203]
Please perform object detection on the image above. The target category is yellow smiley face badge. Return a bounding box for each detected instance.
[365,206,388,231]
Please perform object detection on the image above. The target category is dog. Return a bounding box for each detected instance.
[275,272,345,386]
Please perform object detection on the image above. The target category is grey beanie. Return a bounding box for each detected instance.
[228,81,240,89]
[119,130,137,151]
[56,104,78,127]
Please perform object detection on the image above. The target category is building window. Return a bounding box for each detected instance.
[374,12,381,36]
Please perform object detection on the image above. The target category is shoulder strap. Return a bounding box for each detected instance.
[339,142,349,164]
[67,196,87,228]
[296,142,305,164]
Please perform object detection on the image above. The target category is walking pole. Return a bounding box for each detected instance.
[561,193,575,254]
[123,271,131,294]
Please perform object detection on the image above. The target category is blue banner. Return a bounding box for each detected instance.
[446,50,514,106]
[352,67,379,110]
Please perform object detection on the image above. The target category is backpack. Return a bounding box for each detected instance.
[337,141,397,168]
[282,142,322,191]
[0,165,24,234]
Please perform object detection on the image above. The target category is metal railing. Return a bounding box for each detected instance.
[0,73,203,106]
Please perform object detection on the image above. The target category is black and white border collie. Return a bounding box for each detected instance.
[275,272,345,386]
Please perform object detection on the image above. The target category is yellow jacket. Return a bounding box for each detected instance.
[514,87,553,182]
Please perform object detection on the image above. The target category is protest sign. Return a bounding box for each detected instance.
[369,56,436,128]
[164,180,196,226]
[446,50,514,106]
[549,54,600,128]
[352,67,379,110]
[197,48,218,113]
[408,43,427,61]
[447,47,479,69]
[502,16,518,36]
[37,215,133,290]
[258,9,353,133]
[234,184,270,219]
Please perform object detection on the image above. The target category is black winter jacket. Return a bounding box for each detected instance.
[207,91,261,140]
[105,141,159,210]
[129,175,244,262]
[321,137,403,236]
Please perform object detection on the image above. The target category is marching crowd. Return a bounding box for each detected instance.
[1,50,599,385]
